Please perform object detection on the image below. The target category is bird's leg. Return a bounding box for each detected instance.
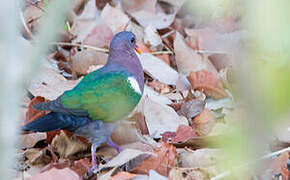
[89,143,99,174]
[107,138,122,153]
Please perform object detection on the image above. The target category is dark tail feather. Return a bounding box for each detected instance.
[22,112,90,132]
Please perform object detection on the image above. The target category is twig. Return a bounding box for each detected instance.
[51,42,109,53]
[151,51,174,55]
[193,49,229,55]
[211,147,290,180]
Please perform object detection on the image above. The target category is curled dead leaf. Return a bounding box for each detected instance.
[188,70,227,99]
[51,130,90,158]
[193,109,216,136]
[131,143,177,176]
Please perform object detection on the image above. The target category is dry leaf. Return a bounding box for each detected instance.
[169,167,216,180]
[140,53,179,85]
[132,143,177,176]
[174,32,218,76]
[51,130,90,158]
[110,171,137,180]
[70,158,91,177]
[120,0,157,13]
[188,70,227,99]
[193,109,216,136]
[131,10,175,30]
[24,148,51,165]
[28,68,79,100]
[155,54,170,66]
[144,98,188,138]
[26,167,79,180]
[101,4,130,33]
[71,50,108,75]
[25,96,49,124]
[144,86,172,105]
[99,149,154,170]
[178,99,205,119]
[147,80,171,94]
[129,0,185,29]
[111,121,142,145]
[83,24,113,48]
[162,125,196,143]
[20,132,47,149]
[185,28,221,51]
[144,25,162,47]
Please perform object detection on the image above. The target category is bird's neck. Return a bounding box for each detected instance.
[107,48,144,93]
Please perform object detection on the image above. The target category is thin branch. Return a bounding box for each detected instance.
[211,147,290,180]
[51,42,109,53]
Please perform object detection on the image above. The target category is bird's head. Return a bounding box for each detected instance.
[109,31,142,55]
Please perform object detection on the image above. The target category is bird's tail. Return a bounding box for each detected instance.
[22,112,90,132]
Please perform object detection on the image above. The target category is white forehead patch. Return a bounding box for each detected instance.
[128,77,141,95]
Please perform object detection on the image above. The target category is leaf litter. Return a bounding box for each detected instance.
[17,0,288,180]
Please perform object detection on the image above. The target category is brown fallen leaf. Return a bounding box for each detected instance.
[25,96,49,124]
[131,112,149,135]
[174,32,218,76]
[26,167,80,180]
[144,98,188,138]
[120,0,156,13]
[101,4,130,33]
[28,68,80,100]
[110,171,137,180]
[140,53,179,85]
[147,80,171,94]
[99,148,154,170]
[20,132,47,149]
[83,24,113,48]
[185,28,221,51]
[24,148,51,165]
[162,125,196,143]
[178,99,205,120]
[51,130,90,158]
[71,50,108,75]
[193,109,216,136]
[129,0,185,29]
[188,70,227,99]
[111,121,143,145]
[131,142,177,176]
[70,158,91,177]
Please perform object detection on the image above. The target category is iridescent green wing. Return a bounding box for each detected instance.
[61,71,141,122]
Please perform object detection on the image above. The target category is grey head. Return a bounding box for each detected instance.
[109,31,138,52]
[106,31,144,93]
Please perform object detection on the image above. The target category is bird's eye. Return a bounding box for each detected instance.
[130,37,135,43]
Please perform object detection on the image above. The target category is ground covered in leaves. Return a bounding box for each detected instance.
[15,0,289,179]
